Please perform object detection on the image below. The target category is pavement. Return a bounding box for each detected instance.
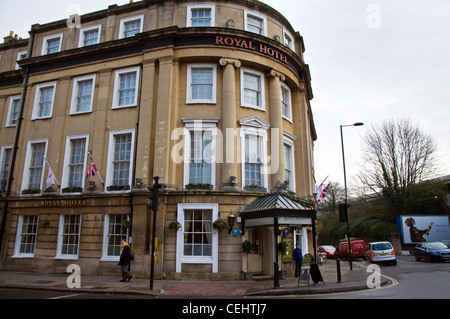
[0,259,390,297]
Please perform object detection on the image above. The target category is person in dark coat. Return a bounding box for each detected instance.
[118,239,133,282]
[293,244,303,278]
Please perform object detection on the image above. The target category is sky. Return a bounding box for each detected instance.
[1,0,449,194]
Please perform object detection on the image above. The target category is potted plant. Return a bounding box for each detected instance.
[39,220,50,227]
[120,219,131,232]
[244,184,267,192]
[168,221,181,231]
[278,241,288,279]
[62,186,83,193]
[212,218,226,230]
[106,184,131,191]
[185,183,213,190]
[242,240,253,280]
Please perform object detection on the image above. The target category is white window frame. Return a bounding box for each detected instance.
[244,10,267,36]
[283,131,296,193]
[112,67,140,109]
[186,4,215,27]
[240,68,266,111]
[21,138,48,196]
[16,50,27,70]
[119,15,144,39]
[280,82,292,122]
[105,129,135,193]
[78,24,102,47]
[101,213,130,261]
[12,214,39,258]
[294,227,308,255]
[0,145,13,191]
[176,203,219,273]
[239,118,269,191]
[41,33,63,55]
[32,82,57,120]
[55,214,82,260]
[70,74,96,114]
[61,134,89,193]
[283,29,294,50]
[186,63,217,104]
[182,119,218,189]
[6,95,21,127]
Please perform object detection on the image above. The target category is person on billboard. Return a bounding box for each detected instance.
[405,217,434,242]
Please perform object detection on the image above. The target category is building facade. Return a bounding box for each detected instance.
[0,0,317,279]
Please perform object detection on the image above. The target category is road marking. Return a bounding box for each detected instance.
[47,293,85,299]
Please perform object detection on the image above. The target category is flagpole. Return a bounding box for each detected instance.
[87,152,105,186]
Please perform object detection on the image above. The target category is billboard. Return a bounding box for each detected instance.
[397,215,450,244]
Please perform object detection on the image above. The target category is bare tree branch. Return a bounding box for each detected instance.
[357,118,437,203]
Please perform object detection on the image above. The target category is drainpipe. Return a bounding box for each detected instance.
[0,27,36,254]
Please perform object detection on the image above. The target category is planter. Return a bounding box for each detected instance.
[244,185,267,192]
[21,188,41,195]
[120,220,131,232]
[168,221,182,230]
[243,272,253,281]
[106,184,130,191]
[62,186,83,193]
[39,220,50,227]
[185,183,213,190]
[212,218,226,230]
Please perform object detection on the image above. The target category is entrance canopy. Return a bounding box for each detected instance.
[240,192,317,229]
[240,192,317,289]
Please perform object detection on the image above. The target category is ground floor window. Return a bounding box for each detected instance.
[56,214,81,259]
[102,213,130,260]
[13,215,39,257]
[176,203,218,272]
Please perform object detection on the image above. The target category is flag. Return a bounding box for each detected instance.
[314,176,329,202]
[316,183,330,203]
[44,157,56,189]
[86,152,98,179]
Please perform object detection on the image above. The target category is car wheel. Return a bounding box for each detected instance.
[426,254,431,262]
[414,253,420,261]
[392,260,397,266]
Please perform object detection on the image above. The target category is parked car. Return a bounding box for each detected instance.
[414,242,450,262]
[335,239,367,260]
[318,245,336,259]
[442,240,450,248]
[364,241,397,265]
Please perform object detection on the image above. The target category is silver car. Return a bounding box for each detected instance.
[365,241,397,265]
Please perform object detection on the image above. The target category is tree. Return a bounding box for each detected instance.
[357,117,437,215]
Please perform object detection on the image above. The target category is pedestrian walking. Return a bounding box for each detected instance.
[293,244,303,278]
[118,239,133,282]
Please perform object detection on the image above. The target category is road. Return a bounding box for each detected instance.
[302,255,450,299]
[1,256,449,299]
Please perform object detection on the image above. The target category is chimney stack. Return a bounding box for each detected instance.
[3,31,21,44]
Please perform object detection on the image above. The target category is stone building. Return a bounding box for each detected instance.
[0,0,317,280]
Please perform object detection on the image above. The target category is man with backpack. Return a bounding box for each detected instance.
[118,239,134,282]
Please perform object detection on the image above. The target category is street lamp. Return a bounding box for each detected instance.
[340,122,364,270]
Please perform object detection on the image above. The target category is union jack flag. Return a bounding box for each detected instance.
[86,153,98,179]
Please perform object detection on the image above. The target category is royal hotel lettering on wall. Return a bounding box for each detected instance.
[40,198,87,207]
[215,35,289,64]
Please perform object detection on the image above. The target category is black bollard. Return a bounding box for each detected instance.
[336,258,342,283]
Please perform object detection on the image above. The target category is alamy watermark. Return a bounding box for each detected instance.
[366,4,381,29]
[66,264,81,289]
[366,264,381,289]
[67,4,81,29]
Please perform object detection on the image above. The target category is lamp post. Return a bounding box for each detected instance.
[340,122,364,270]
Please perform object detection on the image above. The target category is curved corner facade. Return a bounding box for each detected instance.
[0,0,317,280]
